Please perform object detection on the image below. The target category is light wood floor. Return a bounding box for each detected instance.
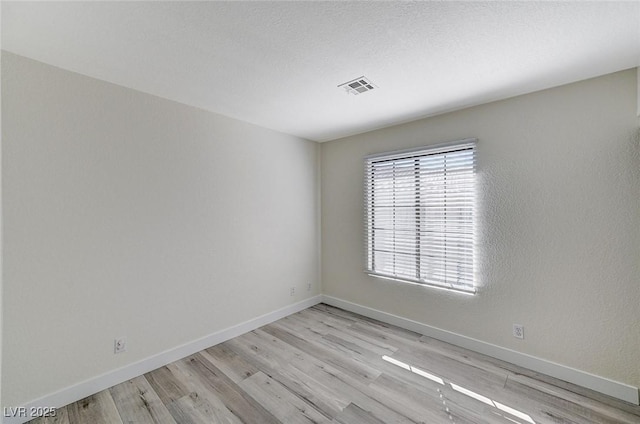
[31,304,640,424]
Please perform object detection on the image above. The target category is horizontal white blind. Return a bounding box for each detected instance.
[365,140,476,293]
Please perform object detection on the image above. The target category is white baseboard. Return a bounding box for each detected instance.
[3,295,323,424]
[321,295,639,406]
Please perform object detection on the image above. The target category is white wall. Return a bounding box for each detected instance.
[321,69,640,390]
[1,52,320,407]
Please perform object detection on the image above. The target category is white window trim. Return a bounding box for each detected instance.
[364,138,477,294]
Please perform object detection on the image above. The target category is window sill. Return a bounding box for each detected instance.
[366,273,476,296]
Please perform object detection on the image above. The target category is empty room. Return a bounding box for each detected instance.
[1,1,639,423]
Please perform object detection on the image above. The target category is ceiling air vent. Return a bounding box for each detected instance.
[338,76,376,95]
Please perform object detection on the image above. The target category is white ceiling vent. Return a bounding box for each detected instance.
[338,76,376,95]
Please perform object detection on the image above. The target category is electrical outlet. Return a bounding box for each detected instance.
[307,282,312,291]
[114,338,127,354]
[513,324,524,340]
[290,287,295,296]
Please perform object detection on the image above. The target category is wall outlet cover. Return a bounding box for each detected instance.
[513,324,524,339]
[114,338,127,354]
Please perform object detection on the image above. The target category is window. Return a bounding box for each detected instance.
[365,139,477,294]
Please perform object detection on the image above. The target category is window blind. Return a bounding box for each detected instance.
[365,139,477,294]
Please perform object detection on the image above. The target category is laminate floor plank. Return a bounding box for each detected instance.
[265,359,350,418]
[296,308,356,334]
[224,336,348,418]
[243,327,416,423]
[66,391,123,424]
[323,329,397,358]
[262,323,382,385]
[108,376,176,424]
[237,327,380,402]
[183,353,281,424]
[417,335,524,380]
[166,393,238,424]
[309,304,360,326]
[297,307,400,353]
[391,344,509,396]
[347,321,430,358]
[258,342,424,424]
[332,403,386,424]
[351,318,512,388]
[435,381,535,424]
[239,371,331,424]
[368,371,464,424]
[202,342,260,383]
[328,322,400,354]
[165,357,244,424]
[144,366,191,406]
[312,304,423,342]
[30,304,640,424]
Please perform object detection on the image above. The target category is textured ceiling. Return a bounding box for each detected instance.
[2,1,640,142]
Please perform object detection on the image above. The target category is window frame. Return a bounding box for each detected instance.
[364,138,477,295]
